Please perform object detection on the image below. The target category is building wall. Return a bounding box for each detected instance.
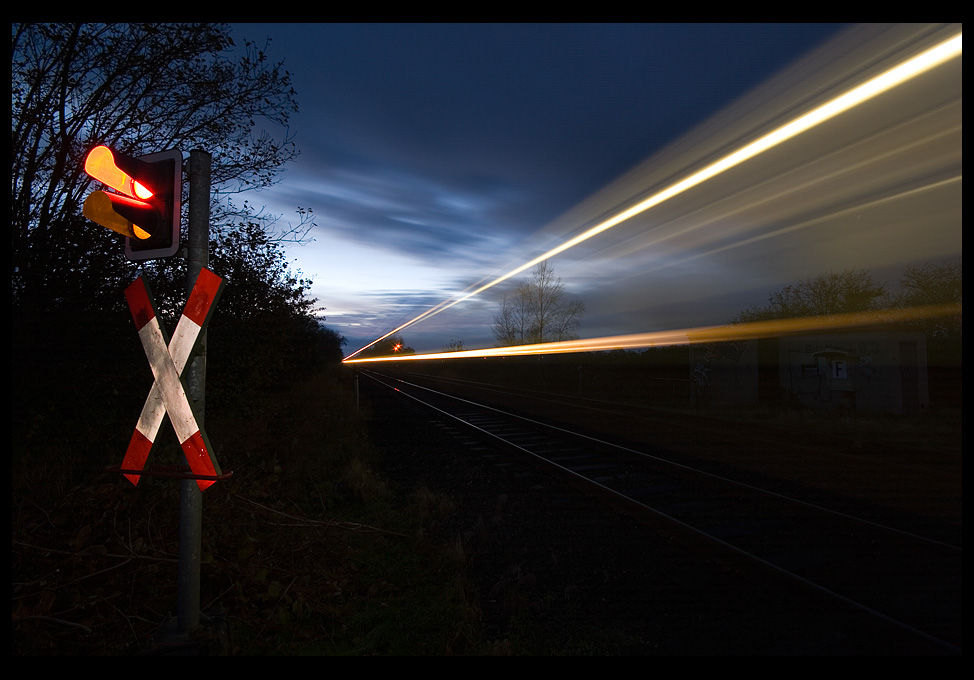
[691,329,928,416]
[775,329,928,415]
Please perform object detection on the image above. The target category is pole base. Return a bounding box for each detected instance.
[146,604,231,656]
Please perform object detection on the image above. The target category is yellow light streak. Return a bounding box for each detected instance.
[344,303,961,363]
[345,32,961,362]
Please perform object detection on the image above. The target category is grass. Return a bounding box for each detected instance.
[703,402,964,454]
[11,363,499,656]
[17,357,957,655]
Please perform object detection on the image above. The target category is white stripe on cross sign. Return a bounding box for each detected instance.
[122,269,224,491]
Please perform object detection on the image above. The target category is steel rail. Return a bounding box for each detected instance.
[364,369,962,655]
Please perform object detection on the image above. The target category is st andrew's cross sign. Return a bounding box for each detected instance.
[120,268,225,491]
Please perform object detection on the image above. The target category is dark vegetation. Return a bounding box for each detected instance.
[11,213,370,654]
[12,356,501,655]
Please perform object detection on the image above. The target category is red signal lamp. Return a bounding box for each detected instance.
[82,145,182,261]
[84,145,154,200]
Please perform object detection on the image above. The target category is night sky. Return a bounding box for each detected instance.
[227,23,961,354]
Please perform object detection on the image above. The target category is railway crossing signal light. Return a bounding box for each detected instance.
[82,145,182,261]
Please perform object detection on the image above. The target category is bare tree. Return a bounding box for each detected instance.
[492,262,585,345]
[493,281,534,345]
[11,23,304,306]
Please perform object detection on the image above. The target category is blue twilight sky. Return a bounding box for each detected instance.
[226,23,962,355]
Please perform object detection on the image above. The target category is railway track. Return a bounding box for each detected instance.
[360,368,962,655]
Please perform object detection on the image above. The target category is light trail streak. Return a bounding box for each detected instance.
[657,174,963,274]
[344,303,961,363]
[344,31,961,362]
[594,111,963,266]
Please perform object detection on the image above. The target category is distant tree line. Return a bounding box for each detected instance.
[480,261,960,367]
[730,261,961,365]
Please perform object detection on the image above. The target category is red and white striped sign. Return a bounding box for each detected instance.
[121,269,224,491]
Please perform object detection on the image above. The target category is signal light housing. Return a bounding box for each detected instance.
[82,146,182,261]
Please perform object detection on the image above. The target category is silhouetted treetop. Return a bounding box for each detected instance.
[12,23,302,306]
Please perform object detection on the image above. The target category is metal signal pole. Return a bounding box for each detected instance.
[178,149,211,634]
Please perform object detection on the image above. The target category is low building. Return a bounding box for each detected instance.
[691,327,929,416]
